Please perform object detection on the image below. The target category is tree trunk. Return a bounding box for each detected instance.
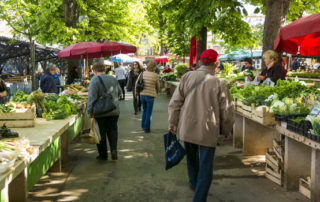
[63,0,79,28]
[29,37,36,91]
[196,27,207,62]
[263,0,292,65]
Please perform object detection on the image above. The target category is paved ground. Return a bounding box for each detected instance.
[28,93,309,202]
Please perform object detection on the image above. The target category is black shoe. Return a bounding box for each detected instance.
[111,151,118,160]
[189,183,195,192]
[96,156,107,161]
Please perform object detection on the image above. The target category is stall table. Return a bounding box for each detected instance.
[277,125,320,202]
[0,113,83,202]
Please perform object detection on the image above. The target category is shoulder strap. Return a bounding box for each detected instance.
[97,75,108,95]
[138,72,143,83]
[184,75,206,98]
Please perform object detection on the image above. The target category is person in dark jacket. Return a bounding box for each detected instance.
[258,50,285,84]
[0,79,9,104]
[126,61,144,115]
[66,66,79,85]
[87,63,122,161]
[241,58,255,71]
[40,64,58,94]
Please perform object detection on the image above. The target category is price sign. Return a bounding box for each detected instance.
[310,102,320,117]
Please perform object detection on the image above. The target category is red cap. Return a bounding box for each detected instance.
[200,49,219,63]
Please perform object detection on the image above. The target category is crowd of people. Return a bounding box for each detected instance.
[0,48,291,202]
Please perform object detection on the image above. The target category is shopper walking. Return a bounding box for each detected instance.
[87,63,122,161]
[136,61,160,133]
[127,61,144,115]
[114,63,127,100]
[168,49,234,202]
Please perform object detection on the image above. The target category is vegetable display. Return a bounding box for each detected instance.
[42,95,78,120]
[287,70,320,79]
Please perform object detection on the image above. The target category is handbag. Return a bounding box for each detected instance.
[164,131,186,170]
[92,76,116,115]
[135,72,144,93]
[81,118,101,144]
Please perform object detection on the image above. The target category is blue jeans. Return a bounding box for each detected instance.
[184,142,216,202]
[140,95,154,132]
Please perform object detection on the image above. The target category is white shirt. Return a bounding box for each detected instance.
[114,66,126,80]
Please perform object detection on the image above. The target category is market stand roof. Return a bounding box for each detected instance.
[219,50,262,62]
[0,36,60,64]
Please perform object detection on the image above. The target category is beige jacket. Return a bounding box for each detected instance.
[137,71,160,98]
[168,67,234,147]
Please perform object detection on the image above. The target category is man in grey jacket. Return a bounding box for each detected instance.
[168,49,234,202]
[87,63,122,161]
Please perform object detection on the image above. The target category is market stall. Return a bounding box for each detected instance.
[0,88,89,202]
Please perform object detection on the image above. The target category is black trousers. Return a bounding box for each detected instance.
[95,116,119,159]
[133,91,141,113]
[118,79,126,97]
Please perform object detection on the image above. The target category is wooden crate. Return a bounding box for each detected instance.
[0,106,36,128]
[273,139,284,162]
[265,166,282,186]
[8,76,32,83]
[235,100,276,126]
[265,148,283,186]
[299,177,311,199]
[266,148,282,172]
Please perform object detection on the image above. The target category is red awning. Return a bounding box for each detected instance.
[58,42,104,59]
[189,36,197,69]
[58,41,137,59]
[154,55,169,63]
[87,41,137,56]
[274,13,320,56]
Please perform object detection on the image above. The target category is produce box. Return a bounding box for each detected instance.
[234,99,276,126]
[8,75,32,83]
[299,177,311,199]
[265,148,283,186]
[0,105,36,128]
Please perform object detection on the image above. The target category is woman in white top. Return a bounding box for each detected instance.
[114,62,127,100]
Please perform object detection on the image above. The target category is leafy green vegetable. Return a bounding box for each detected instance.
[11,90,32,104]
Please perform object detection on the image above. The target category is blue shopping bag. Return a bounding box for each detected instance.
[164,131,186,170]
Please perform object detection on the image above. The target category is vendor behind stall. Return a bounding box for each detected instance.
[257,50,285,84]
[241,58,255,71]
[40,64,58,94]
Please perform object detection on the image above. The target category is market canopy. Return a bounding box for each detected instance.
[219,50,262,62]
[87,41,137,56]
[154,55,169,63]
[108,54,139,63]
[0,36,61,74]
[58,41,105,59]
[274,13,320,56]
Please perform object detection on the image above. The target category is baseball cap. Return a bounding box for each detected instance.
[200,49,219,64]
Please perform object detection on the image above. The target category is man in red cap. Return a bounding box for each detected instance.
[168,49,234,202]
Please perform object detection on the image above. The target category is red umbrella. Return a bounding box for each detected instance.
[189,36,197,69]
[274,13,320,56]
[154,55,169,63]
[87,41,137,56]
[58,41,104,59]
